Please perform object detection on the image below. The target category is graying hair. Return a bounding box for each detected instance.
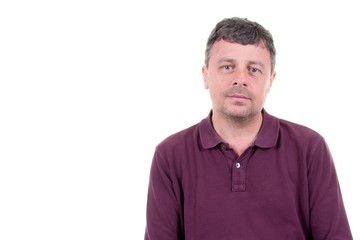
[205,17,276,73]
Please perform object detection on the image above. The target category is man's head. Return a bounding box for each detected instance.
[202,17,276,121]
[205,17,276,74]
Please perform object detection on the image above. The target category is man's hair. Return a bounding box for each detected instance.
[205,17,276,73]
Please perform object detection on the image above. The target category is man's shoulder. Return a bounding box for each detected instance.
[278,117,324,143]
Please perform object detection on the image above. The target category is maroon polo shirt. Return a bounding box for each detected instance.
[145,110,352,240]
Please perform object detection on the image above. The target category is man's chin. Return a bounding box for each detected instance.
[221,109,253,120]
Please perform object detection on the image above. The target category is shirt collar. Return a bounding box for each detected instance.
[199,111,222,149]
[199,109,279,149]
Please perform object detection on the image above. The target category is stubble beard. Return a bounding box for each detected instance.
[211,86,264,123]
[223,88,255,117]
[216,102,257,121]
[215,93,264,124]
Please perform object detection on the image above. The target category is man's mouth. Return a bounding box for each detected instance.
[229,93,250,102]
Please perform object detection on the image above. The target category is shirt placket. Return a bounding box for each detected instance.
[219,144,253,192]
[231,147,253,192]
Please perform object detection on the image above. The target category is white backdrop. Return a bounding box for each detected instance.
[1,0,359,239]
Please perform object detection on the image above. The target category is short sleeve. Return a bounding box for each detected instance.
[307,138,352,239]
[145,149,184,240]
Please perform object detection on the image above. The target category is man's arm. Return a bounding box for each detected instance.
[145,149,184,240]
[307,138,352,239]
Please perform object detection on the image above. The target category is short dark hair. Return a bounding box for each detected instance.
[205,17,276,73]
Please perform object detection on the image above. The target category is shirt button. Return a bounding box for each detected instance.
[236,163,241,168]
[221,145,227,150]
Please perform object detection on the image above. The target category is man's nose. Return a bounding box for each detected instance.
[232,69,248,87]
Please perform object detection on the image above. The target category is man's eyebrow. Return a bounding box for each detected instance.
[217,58,236,64]
[216,59,265,69]
[248,60,265,69]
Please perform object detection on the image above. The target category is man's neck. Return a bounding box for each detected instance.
[211,110,263,156]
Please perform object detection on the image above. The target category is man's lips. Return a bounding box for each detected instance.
[228,94,250,102]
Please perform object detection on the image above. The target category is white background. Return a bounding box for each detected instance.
[1,0,359,239]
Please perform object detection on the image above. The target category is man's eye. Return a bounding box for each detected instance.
[223,65,232,70]
[250,68,259,73]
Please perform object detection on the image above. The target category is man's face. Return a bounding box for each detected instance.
[202,39,276,120]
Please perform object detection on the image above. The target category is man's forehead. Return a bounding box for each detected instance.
[212,39,267,51]
[210,40,270,63]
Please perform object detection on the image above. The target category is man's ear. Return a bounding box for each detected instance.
[267,71,276,94]
[202,66,209,89]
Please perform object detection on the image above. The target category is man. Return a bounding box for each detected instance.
[145,17,352,239]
